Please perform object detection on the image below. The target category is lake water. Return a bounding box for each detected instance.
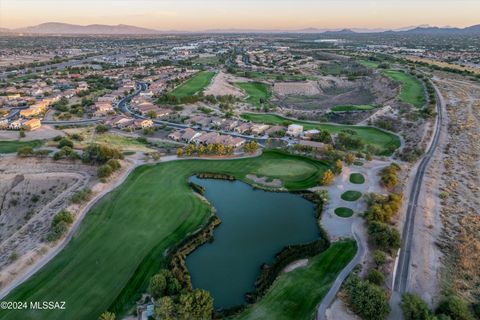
[185,177,320,309]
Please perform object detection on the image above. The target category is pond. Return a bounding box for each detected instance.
[185,177,320,309]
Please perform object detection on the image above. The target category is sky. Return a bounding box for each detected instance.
[1,0,479,31]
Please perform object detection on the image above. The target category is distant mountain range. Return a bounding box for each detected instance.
[0,22,479,35]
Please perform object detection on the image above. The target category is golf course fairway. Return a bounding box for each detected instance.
[0,150,331,320]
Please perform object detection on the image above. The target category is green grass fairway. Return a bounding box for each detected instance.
[170,71,215,99]
[241,113,400,156]
[0,140,44,154]
[331,105,376,112]
[0,151,330,320]
[349,173,365,184]
[235,82,271,106]
[334,207,354,218]
[383,70,425,108]
[341,191,362,202]
[358,60,380,68]
[235,241,357,320]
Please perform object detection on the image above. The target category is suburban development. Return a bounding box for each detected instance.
[0,1,479,320]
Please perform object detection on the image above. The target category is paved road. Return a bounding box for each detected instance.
[391,80,444,301]
[317,222,366,320]
[42,119,101,125]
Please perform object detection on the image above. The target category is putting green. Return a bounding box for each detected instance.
[349,173,365,184]
[256,160,317,178]
[334,207,354,218]
[0,150,330,320]
[341,190,362,202]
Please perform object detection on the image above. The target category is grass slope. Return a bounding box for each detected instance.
[170,71,216,99]
[341,191,362,202]
[0,140,44,154]
[331,105,376,112]
[357,60,380,68]
[383,70,425,108]
[235,241,357,320]
[349,173,365,184]
[334,207,354,218]
[235,82,271,106]
[241,113,400,156]
[0,151,330,320]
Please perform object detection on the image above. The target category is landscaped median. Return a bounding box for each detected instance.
[241,113,401,156]
[0,150,335,320]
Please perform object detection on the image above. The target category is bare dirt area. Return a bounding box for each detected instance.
[0,154,140,295]
[0,156,96,288]
[433,76,480,302]
[273,81,321,96]
[0,126,65,141]
[246,174,282,188]
[204,70,245,97]
[274,74,398,124]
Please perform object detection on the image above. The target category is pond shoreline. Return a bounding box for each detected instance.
[166,175,330,318]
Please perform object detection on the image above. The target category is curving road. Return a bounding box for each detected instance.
[317,221,365,320]
[392,80,444,295]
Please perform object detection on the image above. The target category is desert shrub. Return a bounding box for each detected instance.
[47,210,74,242]
[436,296,475,320]
[71,188,92,204]
[344,275,390,320]
[368,221,401,252]
[367,269,385,285]
[401,293,432,320]
[58,138,74,149]
[97,164,113,178]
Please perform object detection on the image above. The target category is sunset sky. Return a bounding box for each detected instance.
[1,0,478,31]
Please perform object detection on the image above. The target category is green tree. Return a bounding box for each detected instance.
[17,146,34,157]
[149,273,167,299]
[95,124,110,134]
[98,311,116,320]
[366,269,385,286]
[155,296,175,320]
[97,164,113,178]
[345,275,390,320]
[178,289,213,320]
[321,169,335,185]
[368,221,401,252]
[58,137,74,149]
[401,293,432,320]
[436,295,475,320]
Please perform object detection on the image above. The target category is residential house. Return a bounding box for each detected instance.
[234,122,253,134]
[8,119,22,130]
[133,119,154,129]
[23,118,41,131]
[251,124,270,135]
[0,118,8,129]
[286,124,303,137]
[181,128,202,143]
[168,130,183,142]
[187,115,212,128]
[265,125,285,136]
[194,132,218,145]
